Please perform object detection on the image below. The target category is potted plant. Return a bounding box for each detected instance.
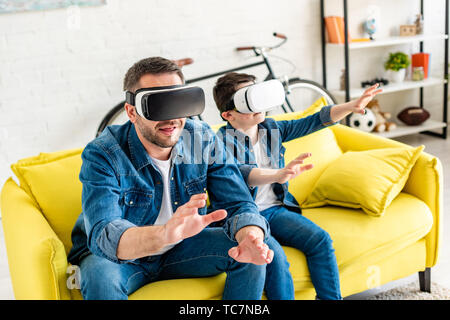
[384,52,411,83]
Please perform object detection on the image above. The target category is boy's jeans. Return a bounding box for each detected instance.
[261,205,342,300]
[78,227,293,300]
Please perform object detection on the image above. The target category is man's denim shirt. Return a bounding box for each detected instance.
[67,119,269,265]
[216,105,337,214]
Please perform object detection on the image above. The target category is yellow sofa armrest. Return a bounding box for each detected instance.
[330,124,443,267]
[403,153,443,268]
[1,178,71,300]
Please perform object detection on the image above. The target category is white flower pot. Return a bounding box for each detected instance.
[387,68,406,83]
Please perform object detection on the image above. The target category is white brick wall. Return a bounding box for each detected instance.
[0,0,448,200]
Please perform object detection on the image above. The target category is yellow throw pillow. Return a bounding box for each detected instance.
[268,96,328,121]
[210,122,226,133]
[302,145,425,217]
[11,148,84,253]
[283,128,343,205]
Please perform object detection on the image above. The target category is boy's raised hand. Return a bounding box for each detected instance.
[276,152,314,184]
[351,83,383,114]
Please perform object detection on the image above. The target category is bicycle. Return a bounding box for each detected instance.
[96,32,337,137]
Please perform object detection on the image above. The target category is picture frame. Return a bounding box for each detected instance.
[0,0,106,14]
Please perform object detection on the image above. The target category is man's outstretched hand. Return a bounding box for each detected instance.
[163,193,227,245]
[228,226,274,265]
[165,194,273,266]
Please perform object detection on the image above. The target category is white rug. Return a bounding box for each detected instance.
[368,281,450,300]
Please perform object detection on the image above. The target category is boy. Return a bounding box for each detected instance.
[213,72,382,300]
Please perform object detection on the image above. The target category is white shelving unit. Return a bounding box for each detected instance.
[320,0,449,139]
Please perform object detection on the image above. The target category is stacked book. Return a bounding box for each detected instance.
[324,16,352,44]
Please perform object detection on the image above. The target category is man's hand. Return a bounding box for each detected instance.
[275,152,314,184]
[163,193,227,245]
[228,226,274,265]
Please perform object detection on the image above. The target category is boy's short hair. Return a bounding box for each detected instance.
[123,56,184,93]
[213,72,256,116]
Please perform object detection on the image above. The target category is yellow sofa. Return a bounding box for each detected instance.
[0,120,443,300]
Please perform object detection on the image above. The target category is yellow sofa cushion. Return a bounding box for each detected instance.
[10,148,84,253]
[302,192,432,278]
[302,145,425,217]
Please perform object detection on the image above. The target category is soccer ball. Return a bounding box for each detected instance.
[348,108,376,132]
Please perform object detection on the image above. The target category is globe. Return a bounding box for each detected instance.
[363,18,377,40]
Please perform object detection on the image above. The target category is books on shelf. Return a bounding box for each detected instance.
[324,16,351,44]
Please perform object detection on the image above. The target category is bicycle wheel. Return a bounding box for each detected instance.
[269,78,338,115]
[96,101,128,137]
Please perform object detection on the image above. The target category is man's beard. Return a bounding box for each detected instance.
[136,118,182,148]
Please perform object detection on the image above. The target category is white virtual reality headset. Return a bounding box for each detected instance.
[226,79,285,114]
[126,85,205,121]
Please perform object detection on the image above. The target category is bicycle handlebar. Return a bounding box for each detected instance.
[235,32,287,52]
[235,46,255,51]
[172,58,194,67]
[273,32,287,39]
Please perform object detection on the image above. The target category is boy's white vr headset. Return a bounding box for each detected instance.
[126,85,205,121]
[226,79,285,113]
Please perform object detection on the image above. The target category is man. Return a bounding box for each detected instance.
[212,72,382,300]
[67,57,293,300]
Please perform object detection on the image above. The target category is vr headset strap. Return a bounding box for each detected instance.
[125,91,135,106]
[126,85,183,107]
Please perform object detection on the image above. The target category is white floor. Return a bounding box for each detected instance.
[0,131,448,300]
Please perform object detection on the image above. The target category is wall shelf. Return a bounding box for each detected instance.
[320,0,449,139]
[373,119,447,138]
[331,77,448,99]
[327,34,448,50]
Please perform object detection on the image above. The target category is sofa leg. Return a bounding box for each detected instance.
[418,268,431,293]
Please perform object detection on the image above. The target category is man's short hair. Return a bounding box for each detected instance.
[123,57,184,93]
[213,72,256,115]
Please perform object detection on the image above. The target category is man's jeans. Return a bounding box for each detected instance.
[261,205,342,300]
[79,227,293,300]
